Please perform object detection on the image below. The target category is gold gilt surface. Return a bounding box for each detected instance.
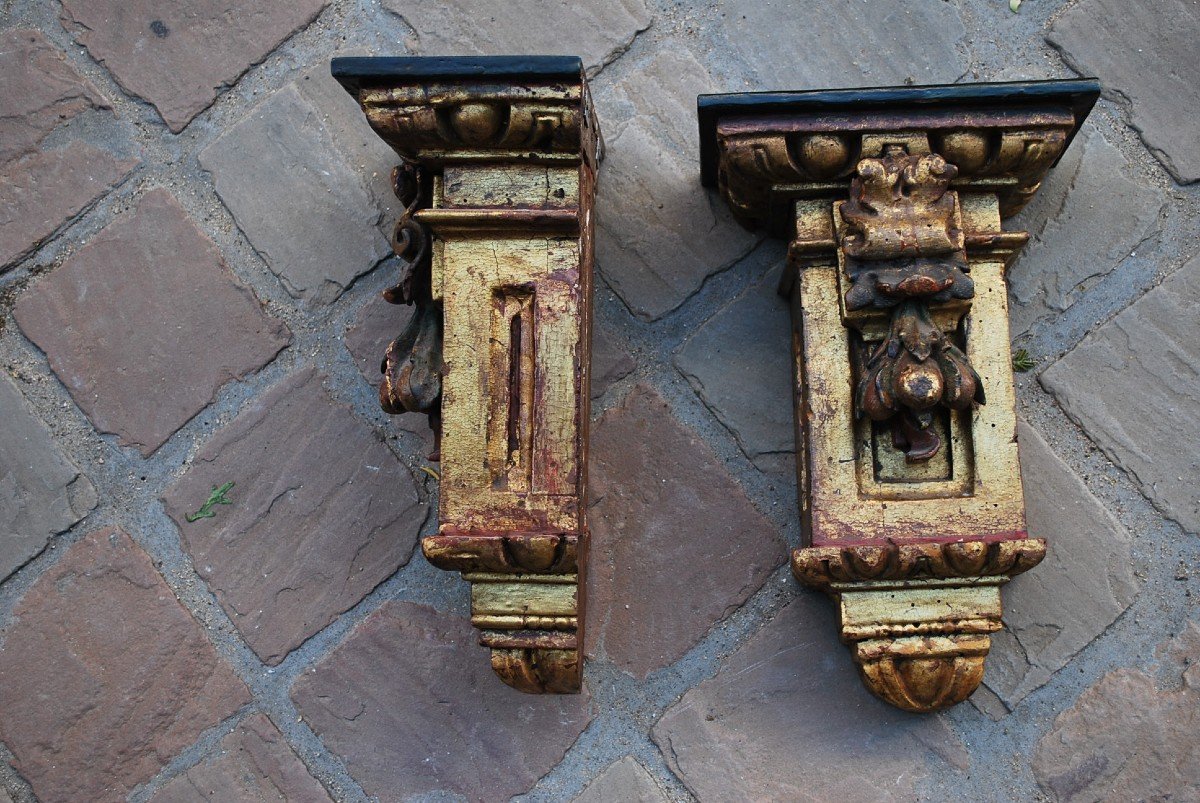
[786,193,1036,711]
[792,260,1026,536]
[426,161,592,693]
[354,72,598,694]
[716,111,1076,712]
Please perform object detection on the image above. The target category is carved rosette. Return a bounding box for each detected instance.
[336,56,599,693]
[699,80,1098,712]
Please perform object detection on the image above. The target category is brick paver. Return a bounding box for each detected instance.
[13,189,291,456]
[0,373,96,581]
[985,422,1138,709]
[60,0,329,132]
[0,29,135,270]
[344,292,413,385]
[589,325,636,399]
[161,368,424,665]
[1007,124,1164,336]
[1049,0,1200,183]
[343,291,435,447]
[1,143,137,269]
[383,0,651,74]
[1042,250,1200,535]
[675,266,794,472]
[652,594,967,801]
[200,66,401,306]
[0,528,250,802]
[0,29,106,163]
[587,384,785,677]
[150,713,331,803]
[291,601,593,800]
[574,757,666,803]
[719,0,969,89]
[1033,622,1200,800]
[594,48,759,321]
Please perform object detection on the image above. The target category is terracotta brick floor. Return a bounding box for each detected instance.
[1,1,1198,800]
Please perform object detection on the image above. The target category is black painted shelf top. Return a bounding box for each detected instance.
[331,55,583,93]
[697,78,1101,187]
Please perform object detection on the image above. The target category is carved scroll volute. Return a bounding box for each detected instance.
[698,80,1099,712]
[334,56,599,693]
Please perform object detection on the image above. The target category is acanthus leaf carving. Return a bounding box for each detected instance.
[841,149,984,463]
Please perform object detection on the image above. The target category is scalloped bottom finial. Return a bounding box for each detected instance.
[490,647,581,694]
[852,634,990,712]
[468,570,582,694]
[828,580,1005,712]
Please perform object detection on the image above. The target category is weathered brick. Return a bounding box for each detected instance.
[0,528,251,802]
[291,601,592,801]
[1007,124,1164,336]
[675,266,793,471]
[382,0,650,74]
[984,422,1138,709]
[587,384,785,677]
[201,68,401,306]
[0,29,106,164]
[0,142,137,270]
[652,595,967,801]
[1049,0,1200,183]
[60,0,328,132]
[150,713,330,803]
[1033,623,1200,801]
[14,189,291,456]
[1041,250,1200,534]
[161,368,424,665]
[593,49,759,321]
[718,0,968,89]
[574,757,666,803]
[0,373,97,582]
[343,291,434,447]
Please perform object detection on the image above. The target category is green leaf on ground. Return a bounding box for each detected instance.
[186,481,235,522]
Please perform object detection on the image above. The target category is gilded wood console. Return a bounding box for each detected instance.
[698,80,1100,711]
[334,56,599,693]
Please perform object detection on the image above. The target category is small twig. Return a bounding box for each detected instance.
[186,481,235,522]
[419,466,440,482]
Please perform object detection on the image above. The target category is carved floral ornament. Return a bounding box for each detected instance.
[335,56,598,693]
[699,79,1100,712]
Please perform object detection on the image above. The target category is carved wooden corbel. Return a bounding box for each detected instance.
[334,56,600,693]
[698,80,1100,712]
